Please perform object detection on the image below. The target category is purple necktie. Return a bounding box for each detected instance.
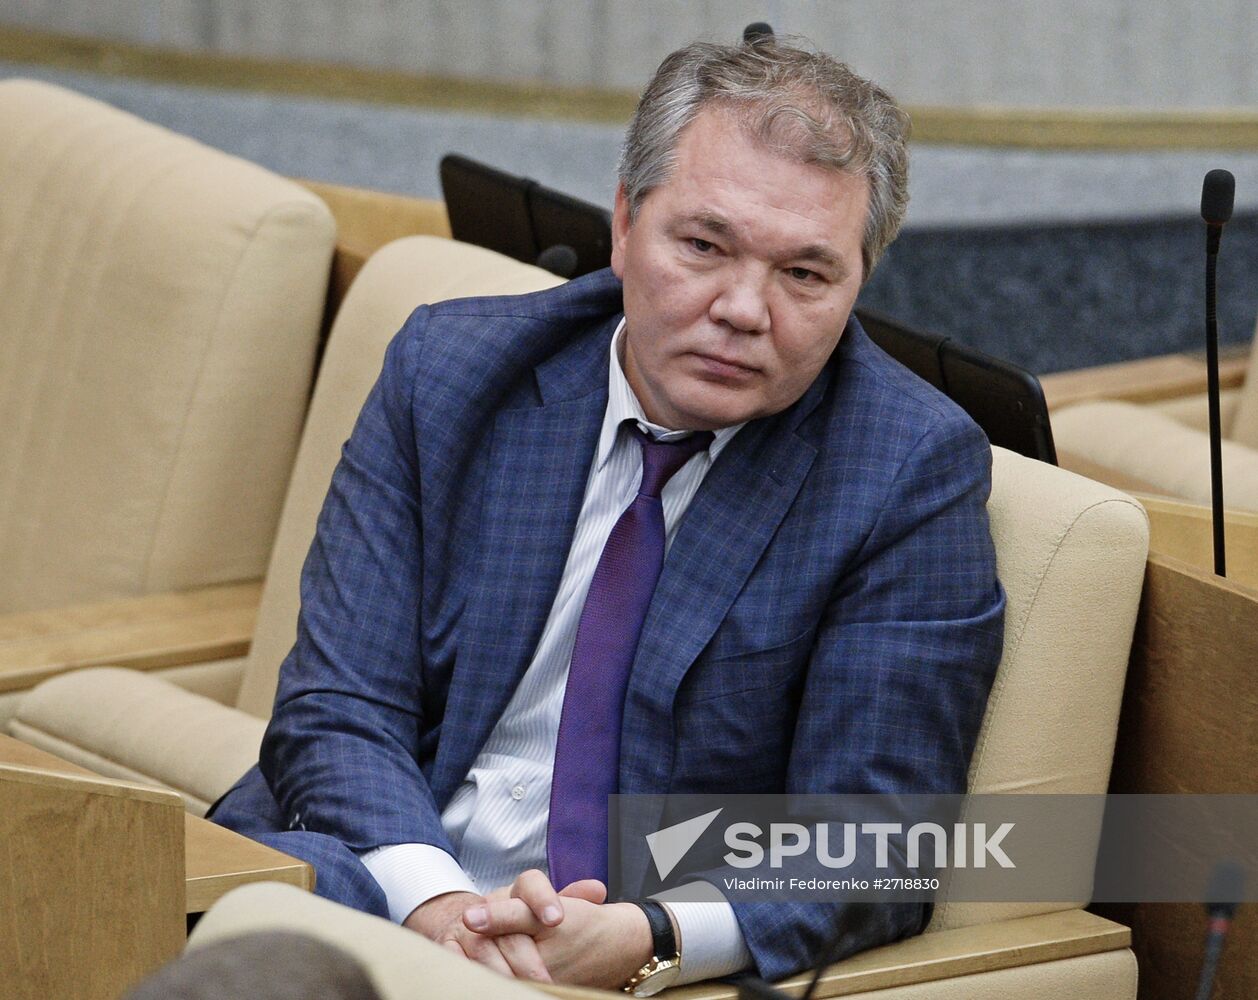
[547,423,714,888]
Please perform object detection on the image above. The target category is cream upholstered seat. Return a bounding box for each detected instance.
[10,236,562,813]
[0,78,335,614]
[1052,326,1258,510]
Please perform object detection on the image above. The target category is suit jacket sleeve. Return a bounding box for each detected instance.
[730,411,1006,982]
[258,309,453,854]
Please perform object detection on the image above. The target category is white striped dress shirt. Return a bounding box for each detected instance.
[362,321,753,983]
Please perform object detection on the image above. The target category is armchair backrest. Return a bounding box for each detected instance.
[0,79,334,613]
[234,237,562,717]
[930,448,1149,930]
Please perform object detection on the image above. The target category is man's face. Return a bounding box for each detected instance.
[611,105,870,431]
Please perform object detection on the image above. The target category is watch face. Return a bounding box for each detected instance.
[633,960,681,997]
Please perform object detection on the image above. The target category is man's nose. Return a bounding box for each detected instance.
[709,270,770,333]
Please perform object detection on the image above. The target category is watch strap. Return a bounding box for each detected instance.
[633,899,678,960]
[623,900,682,996]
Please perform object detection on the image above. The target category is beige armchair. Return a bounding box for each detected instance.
[0,79,335,614]
[10,236,562,813]
[0,78,336,725]
[1052,327,1258,509]
[152,443,1150,996]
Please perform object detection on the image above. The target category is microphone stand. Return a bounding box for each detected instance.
[1200,168,1234,577]
[1205,229,1226,577]
[736,903,876,1000]
[1194,861,1244,1000]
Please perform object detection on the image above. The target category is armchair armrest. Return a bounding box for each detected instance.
[1148,387,1242,435]
[192,883,561,1000]
[1052,400,1258,512]
[12,666,266,814]
[0,581,261,695]
[650,909,1129,1000]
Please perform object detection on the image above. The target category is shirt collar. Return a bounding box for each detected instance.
[595,318,744,473]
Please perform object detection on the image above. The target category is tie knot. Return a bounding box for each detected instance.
[631,424,714,498]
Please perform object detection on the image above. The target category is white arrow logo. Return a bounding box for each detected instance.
[646,808,724,880]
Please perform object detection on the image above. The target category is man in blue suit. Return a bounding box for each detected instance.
[213,36,1004,993]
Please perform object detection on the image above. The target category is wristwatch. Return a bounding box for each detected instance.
[622,899,681,997]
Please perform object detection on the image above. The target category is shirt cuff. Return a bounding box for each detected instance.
[359,843,479,924]
[653,883,754,984]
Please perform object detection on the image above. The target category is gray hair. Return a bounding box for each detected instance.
[618,37,910,279]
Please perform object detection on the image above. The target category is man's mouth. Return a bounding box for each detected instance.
[692,352,758,380]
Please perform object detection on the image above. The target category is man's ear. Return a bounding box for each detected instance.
[610,183,631,279]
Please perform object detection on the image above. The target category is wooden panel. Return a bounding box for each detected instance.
[0,581,261,694]
[1136,494,1258,588]
[0,735,313,915]
[1097,554,1258,1000]
[1040,350,1249,412]
[535,910,1128,1000]
[301,179,452,321]
[0,762,185,1000]
[905,106,1258,150]
[301,180,451,253]
[185,813,314,914]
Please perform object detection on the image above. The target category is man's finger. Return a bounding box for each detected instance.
[464,897,544,937]
[510,868,564,926]
[495,932,554,983]
[558,879,607,904]
[458,931,517,979]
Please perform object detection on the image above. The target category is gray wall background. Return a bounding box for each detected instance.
[4,0,1257,110]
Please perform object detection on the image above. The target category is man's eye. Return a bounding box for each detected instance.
[787,267,818,282]
[689,238,715,253]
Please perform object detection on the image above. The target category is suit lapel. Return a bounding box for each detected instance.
[434,319,613,799]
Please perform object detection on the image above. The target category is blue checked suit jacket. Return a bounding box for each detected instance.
[212,268,1005,981]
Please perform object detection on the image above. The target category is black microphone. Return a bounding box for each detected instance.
[1200,169,1235,577]
[743,22,775,45]
[1202,169,1235,254]
[1194,861,1245,1000]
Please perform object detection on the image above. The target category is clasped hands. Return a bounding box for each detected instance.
[403,869,652,988]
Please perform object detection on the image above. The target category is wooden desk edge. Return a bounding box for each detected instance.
[1041,351,1248,412]
[0,758,183,808]
[185,860,314,914]
[0,581,261,694]
[184,803,316,915]
[801,916,1127,1000]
